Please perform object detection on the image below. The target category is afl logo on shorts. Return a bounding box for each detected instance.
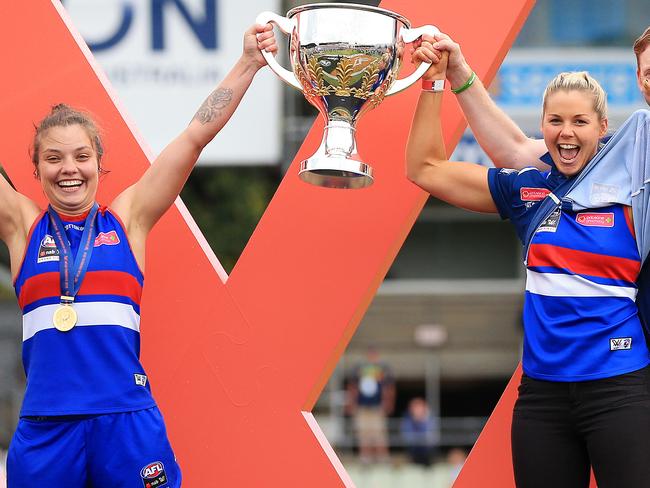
[140,461,168,488]
[37,234,60,263]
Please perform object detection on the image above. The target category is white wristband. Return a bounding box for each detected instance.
[421,79,445,92]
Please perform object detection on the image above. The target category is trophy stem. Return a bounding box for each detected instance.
[324,120,356,157]
[299,120,374,189]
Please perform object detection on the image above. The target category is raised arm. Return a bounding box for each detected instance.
[112,24,277,242]
[406,48,497,214]
[431,33,548,169]
[0,167,41,276]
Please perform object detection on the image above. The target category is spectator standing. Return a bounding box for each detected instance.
[347,347,395,464]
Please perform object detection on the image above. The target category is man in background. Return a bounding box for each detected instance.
[347,346,395,464]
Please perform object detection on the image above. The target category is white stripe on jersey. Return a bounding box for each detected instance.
[23,301,141,341]
[526,269,637,300]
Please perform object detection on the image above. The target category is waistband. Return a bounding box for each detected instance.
[22,414,102,422]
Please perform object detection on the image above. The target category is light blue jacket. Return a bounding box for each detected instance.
[563,109,650,261]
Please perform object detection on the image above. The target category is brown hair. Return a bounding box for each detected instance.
[32,104,104,170]
[542,71,607,121]
[633,27,650,67]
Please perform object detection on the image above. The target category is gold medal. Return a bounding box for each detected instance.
[53,304,77,332]
[48,205,98,333]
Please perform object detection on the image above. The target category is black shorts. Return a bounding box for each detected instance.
[512,366,650,488]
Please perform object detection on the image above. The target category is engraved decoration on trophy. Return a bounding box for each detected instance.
[257,3,438,189]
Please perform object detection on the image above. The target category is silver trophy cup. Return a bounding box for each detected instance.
[257,3,438,189]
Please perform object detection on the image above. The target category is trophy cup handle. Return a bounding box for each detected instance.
[256,12,302,91]
[386,25,440,96]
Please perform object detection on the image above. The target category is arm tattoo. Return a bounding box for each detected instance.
[193,87,234,124]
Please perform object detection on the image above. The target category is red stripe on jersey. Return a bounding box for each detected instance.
[19,270,142,309]
[528,243,640,283]
[624,206,635,239]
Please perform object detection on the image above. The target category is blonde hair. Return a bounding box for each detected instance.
[542,71,607,121]
[633,26,650,67]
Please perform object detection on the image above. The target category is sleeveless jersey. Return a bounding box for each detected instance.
[489,167,650,381]
[14,206,156,416]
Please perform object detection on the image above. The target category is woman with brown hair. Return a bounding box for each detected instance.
[2,24,277,488]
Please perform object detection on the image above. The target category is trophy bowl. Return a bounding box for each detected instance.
[257,3,438,189]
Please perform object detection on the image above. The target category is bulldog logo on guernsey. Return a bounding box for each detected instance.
[520,187,551,202]
[140,461,168,488]
[576,212,614,227]
[37,234,59,263]
[94,230,120,247]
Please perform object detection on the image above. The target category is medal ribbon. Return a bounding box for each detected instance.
[48,203,100,303]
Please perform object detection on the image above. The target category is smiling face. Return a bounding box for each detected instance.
[542,90,608,177]
[36,124,100,215]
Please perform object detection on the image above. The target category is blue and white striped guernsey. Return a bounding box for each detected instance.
[14,205,156,416]
[489,166,650,381]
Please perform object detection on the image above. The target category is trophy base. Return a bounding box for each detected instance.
[299,157,374,189]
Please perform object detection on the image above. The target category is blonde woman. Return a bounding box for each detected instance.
[407,47,650,487]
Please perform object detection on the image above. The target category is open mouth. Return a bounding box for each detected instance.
[57,179,84,192]
[558,143,580,163]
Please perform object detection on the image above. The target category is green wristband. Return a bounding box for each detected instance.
[451,71,477,94]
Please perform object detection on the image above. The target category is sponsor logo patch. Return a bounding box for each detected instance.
[520,187,551,202]
[610,337,632,351]
[37,235,59,263]
[94,230,120,247]
[141,461,168,488]
[537,208,561,233]
[576,212,614,227]
[134,374,148,387]
[590,182,620,205]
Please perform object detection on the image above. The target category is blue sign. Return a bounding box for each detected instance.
[151,0,217,51]
[496,56,639,107]
[451,132,544,168]
[450,133,493,167]
[62,0,219,52]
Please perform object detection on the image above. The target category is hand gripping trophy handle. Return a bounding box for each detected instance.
[255,12,301,91]
[386,25,440,96]
[256,4,439,189]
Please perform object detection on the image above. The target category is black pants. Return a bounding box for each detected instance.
[512,366,650,488]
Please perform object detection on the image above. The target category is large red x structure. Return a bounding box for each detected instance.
[0,1,561,486]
